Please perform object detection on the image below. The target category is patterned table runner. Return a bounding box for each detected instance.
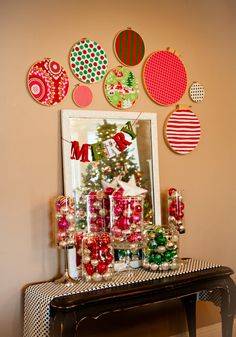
[23,259,220,337]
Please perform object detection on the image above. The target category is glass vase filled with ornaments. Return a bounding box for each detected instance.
[81,191,114,282]
[109,191,144,271]
[167,188,186,264]
[54,195,78,285]
[142,225,179,272]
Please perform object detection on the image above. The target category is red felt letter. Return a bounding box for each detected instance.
[70,141,90,162]
[112,132,132,151]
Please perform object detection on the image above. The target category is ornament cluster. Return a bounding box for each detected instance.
[167,188,185,233]
[143,226,179,271]
[54,184,185,282]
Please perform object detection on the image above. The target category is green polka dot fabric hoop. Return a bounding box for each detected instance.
[104,66,139,109]
[69,39,108,83]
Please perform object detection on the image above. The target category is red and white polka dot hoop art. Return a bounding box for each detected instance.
[165,108,201,155]
[69,38,108,84]
[27,58,69,106]
[143,50,187,106]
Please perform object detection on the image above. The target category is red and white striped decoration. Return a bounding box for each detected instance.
[165,109,201,154]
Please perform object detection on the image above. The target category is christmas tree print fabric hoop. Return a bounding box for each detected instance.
[27,58,69,106]
[72,85,93,107]
[189,82,205,103]
[104,66,139,109]
[114,28,145,66]
[165,108,201,154]
[143,50,187,106]
[69,39,108,83]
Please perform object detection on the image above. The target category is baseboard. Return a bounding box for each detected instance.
[171,319,236,337]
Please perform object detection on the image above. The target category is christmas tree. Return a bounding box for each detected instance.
[78,119,152,224]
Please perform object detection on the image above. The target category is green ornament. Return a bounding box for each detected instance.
[148,240,158,250]
[156,236,167,246]
[171,249,177,257]
[153,254,162,265]
[164,251,173,262]
[148,254,155,263]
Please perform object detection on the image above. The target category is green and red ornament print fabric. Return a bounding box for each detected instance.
[27,58,69,106]
[69,39,108,83]
[104,66,139,109]
[114,29,145,66]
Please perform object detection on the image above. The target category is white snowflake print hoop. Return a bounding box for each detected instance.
[189,82,205,103]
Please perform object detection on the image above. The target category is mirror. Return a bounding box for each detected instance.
[61,109,161,225]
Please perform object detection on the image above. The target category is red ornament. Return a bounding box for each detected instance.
[97,261,108,274]
[58,217,69,230]
[127,233,136,243]
[106,254,113,264]
[134,204,142,213]
[105,187,114,195]
[130,212,141,223]
[101,234,111,245]
[101,244,110,255]
[84,263,95,276]
[168,188,177,196]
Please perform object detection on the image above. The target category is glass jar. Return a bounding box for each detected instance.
[167,188,185,234]
[82,232,114,282]
[142,225,179,271]
[110,195,144,250]
[81,191,114,282]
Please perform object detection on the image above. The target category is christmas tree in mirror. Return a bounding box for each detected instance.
[79,119,152,223]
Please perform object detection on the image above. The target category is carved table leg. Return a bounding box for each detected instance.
[220,279,236,337]
[181,294,197,337]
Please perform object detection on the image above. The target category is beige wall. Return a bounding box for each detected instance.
[1,0,236,336]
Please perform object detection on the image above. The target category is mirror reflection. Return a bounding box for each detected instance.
[61,110,161,225]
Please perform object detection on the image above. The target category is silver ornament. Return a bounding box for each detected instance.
[84,274,92,282]
[161,262,170,271]
[157,246,166,254]
[59,240,66,248]
[92,272,102,282]
[90,212,98,221]
[55,212,63,220]
[91,259,99,267]
[83,255,91,264]
[66,213,75,223]
[166,241,174,249]
[171,235,179,243]
[60,206,69,215]
[170,262,179,270]
[93,201,101,209]
[150,263,158,271]
[103,271,113,281]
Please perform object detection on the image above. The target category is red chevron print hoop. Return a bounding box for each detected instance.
[114,28,145,66]
[165,108,201,154]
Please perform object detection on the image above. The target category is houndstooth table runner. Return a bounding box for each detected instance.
[23,259,221,337]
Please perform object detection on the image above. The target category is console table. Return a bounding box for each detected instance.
[23,259,235,337]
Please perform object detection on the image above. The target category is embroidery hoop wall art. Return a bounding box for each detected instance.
[143,49,187,106]
[72,85,93,108]
[104,66,139,109]
[114,28,145,66]
[69,38,108,83]
[165,107,201,154]
[189,82,205,103]
[27,58,69,106]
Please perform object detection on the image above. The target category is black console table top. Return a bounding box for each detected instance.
[23,259,236,337]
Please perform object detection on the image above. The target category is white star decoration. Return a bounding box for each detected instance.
[101,176,119,190]
[117,175,147,196]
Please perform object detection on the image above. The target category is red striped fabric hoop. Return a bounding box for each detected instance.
[114,29,145,66]
[165,109,201,154]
